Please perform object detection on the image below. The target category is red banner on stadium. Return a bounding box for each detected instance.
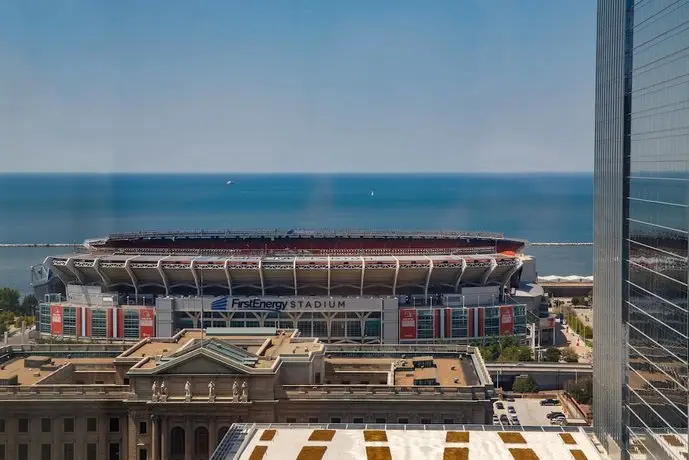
[50,305,63,335]
[139,308,155,338]
[399,308,417,340]
[499,306,514,335]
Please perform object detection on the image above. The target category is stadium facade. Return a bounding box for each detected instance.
[33,230,545,343]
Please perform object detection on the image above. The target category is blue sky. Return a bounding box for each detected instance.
[0,1,596,173]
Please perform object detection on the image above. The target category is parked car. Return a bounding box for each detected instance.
[500,415,510,424]
[540,398,560,406]
[508,406,516,414]
[547,412,566,420]
[495,402,505,410]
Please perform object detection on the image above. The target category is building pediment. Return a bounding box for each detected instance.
[139,348,254,376]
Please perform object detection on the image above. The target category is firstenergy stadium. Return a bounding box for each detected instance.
[33,229,544,343]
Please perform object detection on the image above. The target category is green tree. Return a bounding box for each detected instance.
[567,377,593,405]
[561,347,579,363]
[20,294,38,315]
[542,348,562,362]
[0,288,21,314]
[513,375,538,393]
[479,343,501,362]
[498,346,533,363]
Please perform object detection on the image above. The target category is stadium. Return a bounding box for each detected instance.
[33,229,545,343]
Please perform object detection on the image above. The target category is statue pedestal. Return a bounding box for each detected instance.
[185,395,191,402]
[209,395,216,402]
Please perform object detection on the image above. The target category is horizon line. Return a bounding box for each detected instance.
[0,171,594,175]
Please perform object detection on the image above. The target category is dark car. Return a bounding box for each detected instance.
[508,406,516,414]
[540,398,560,406]
[495,402,505,410]
[547,412,566,420]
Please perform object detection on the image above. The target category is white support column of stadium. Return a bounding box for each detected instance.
[502,258,523,289]
[189,257,201,296]
[43,257,73,286]
[424,256,434,298]
[124,256,139,297]
[156,256,170,296]
[480,257,498,285]
[360,256,366,296]
[293,258,298,295]
[65,257,85,284]
[326,256,331,296]
[453,258,467,293]
[92,258,112,289]
[258,258,265,296]
[223,259,233,296]
[391,255,400,296]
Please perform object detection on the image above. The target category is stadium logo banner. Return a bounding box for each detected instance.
[210,296,378,312]
[499,305,514,335]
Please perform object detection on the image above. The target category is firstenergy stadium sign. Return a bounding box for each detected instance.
[210,296,381,312]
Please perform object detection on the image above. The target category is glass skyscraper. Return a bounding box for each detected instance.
[594,0,689,459]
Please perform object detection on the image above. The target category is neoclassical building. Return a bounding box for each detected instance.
[0,329,495,460]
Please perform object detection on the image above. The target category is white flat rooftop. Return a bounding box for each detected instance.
[221,424,607,460]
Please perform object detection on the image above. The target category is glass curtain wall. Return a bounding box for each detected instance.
[595,0,689,458]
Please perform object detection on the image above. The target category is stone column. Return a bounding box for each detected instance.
[150,415,158,460]
[185,418,193,460]
[160,417,168,460]
[209,418,217,453]
[122,415,129,460]
[99,416,108,460]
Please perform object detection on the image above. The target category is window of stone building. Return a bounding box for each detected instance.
[0,419,4,432]
[109,417,120,433]
[40,444,51,460]
[108,442,120,460]
[138,449,147,460]
[18,444,28,460]
[0,443,5,460]
[286,417,297,423]
[170,427,185,456]
[375,418,385,424]
[315,372,321,384]
[443,419,454,425]
[41,418,51,433]
[421,418,431,424]
[398,418,409,424]
[330,417,341,423]
[63,443,74,460]
[308,417,318,423]
[87,418,97,432]
[353,417,364,424]
[18,418,29,433]
[86,443,97,460]
[194,427,209,455]
[139,421,147,435]
[63,418,74,433]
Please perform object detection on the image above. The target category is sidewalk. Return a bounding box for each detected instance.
[559,324,592,363]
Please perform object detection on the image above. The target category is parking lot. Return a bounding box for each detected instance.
[493,398,566,426]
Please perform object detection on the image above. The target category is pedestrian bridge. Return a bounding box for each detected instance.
[485,362,592,390]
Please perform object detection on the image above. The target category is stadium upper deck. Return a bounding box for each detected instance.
[85,229,527,255]
[44,230,526,298]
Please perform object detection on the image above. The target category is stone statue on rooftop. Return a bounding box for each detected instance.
[185,380,192,402]
[240,380,248,402]
[208,380,216,402]
[151,380,159,401]
[160,380,168,401]
[232,380,239,400]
